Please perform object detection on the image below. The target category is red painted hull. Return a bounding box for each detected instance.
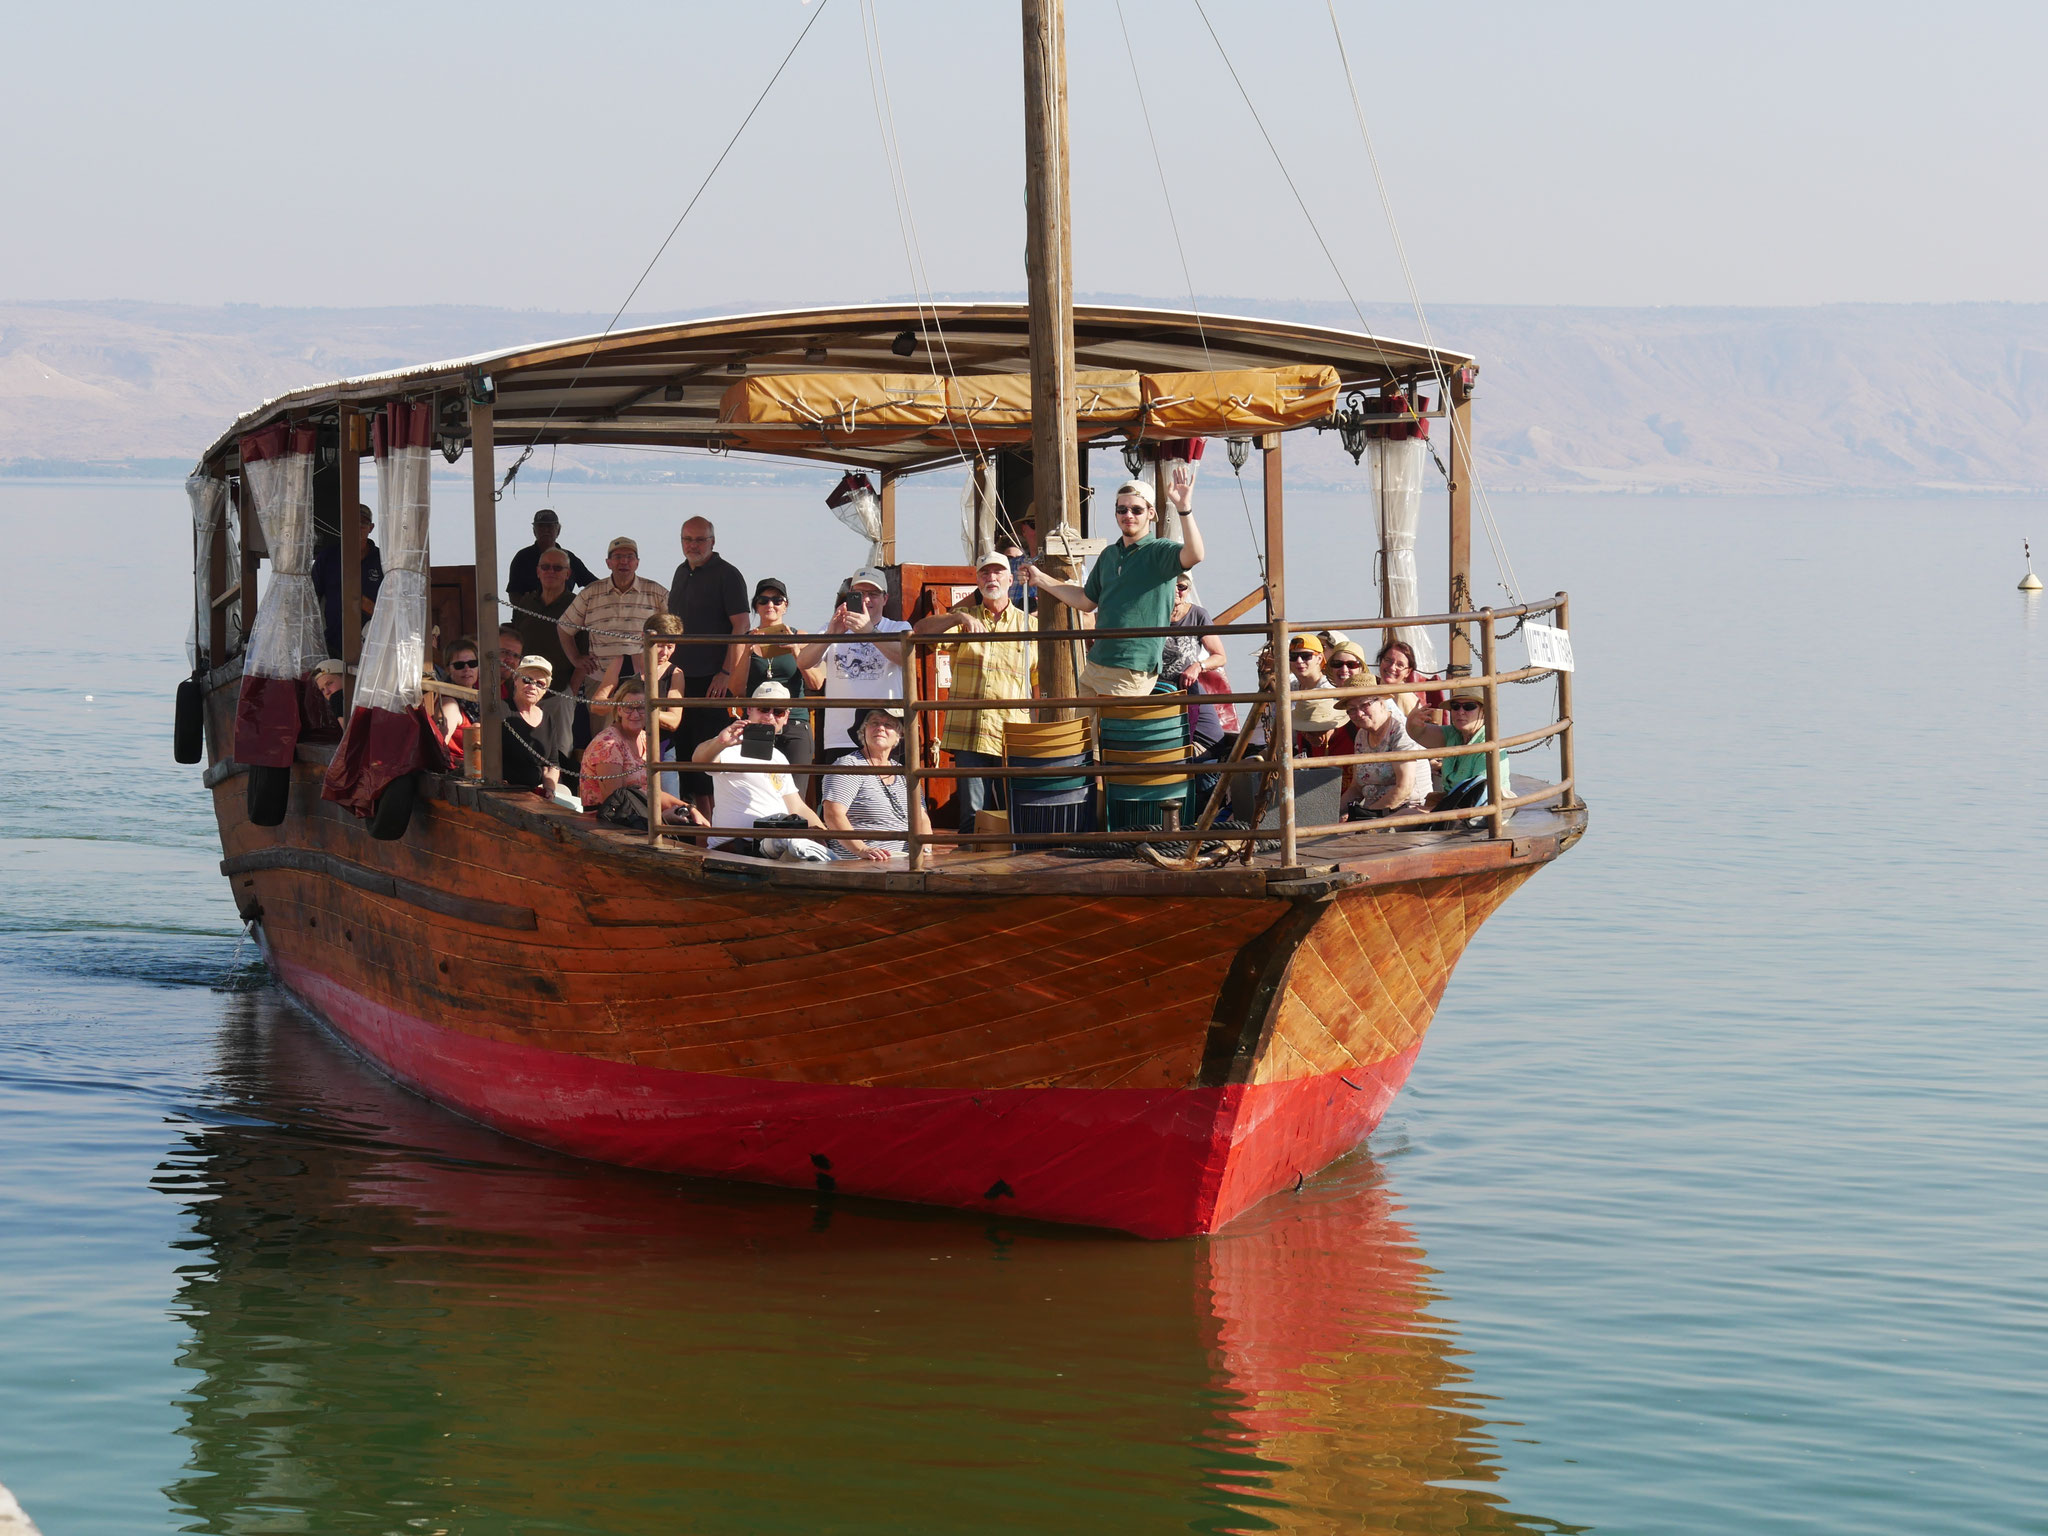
[271,952,1419,1239]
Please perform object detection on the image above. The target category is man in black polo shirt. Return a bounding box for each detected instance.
[508,546,578,685]
[664,515,751,808]
[312,503,382,659]
[506,509,597,598]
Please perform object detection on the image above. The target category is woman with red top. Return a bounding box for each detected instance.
[577,678,703,826]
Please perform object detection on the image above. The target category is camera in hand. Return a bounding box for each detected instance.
[740,722,776,760]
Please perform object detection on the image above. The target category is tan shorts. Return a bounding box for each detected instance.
[1078,659,1160,698]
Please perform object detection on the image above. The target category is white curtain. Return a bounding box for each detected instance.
[833,482,886,568]
[240,433,323,682]
[1369,435,1437,671]
[355,405,432,713]
[186,474,224,668]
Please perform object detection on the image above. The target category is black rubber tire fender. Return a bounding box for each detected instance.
[245,764,292,827]
[174,678,205,764]
[368,773,418,841]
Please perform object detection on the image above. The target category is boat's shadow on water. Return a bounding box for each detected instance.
[156,990,1580,1536]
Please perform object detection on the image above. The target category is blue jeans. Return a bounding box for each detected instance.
[952,749,1006,832]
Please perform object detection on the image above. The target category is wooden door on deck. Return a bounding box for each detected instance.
[430,566,478,665]
[897,563,978,819]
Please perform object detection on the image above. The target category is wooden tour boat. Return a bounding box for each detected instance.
[178,2,1584,1239]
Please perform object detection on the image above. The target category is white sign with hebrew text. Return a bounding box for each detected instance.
[1523,621,1575,673]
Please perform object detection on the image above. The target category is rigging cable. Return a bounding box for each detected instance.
[1325,0,1523,605]
[1191,0,1524,606]
[859,0,992,484]
[1113,0,1266,586]
[502,0,836,495]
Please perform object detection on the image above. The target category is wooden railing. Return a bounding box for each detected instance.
[623,592,1576,871]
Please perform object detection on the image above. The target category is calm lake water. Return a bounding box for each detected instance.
[3,480,2045,1534]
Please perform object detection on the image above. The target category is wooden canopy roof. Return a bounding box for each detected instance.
[199,302,1472,474]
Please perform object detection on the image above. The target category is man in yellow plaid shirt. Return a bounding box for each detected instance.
[913,549,1037,834]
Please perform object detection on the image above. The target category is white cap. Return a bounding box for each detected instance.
[973,548,1010,571]
[751,680,792,701]
[850,567,888,592]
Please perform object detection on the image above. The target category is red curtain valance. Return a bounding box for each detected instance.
[240,422,319,464]
[373,401,436,458]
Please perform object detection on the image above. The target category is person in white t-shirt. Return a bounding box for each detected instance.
[690,681,831,859]
[793,566,910,759]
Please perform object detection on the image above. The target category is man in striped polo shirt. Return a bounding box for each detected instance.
[556,536,670,695]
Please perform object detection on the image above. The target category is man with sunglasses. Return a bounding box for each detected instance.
[795,568,909,760]
[1023,466,1204,698]
[508,545,579,686]
[692,681,831,861]
[1411,687,1497,811]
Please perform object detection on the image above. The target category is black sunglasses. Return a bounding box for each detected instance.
[450,659,479,670]
[1447,700,1483,711]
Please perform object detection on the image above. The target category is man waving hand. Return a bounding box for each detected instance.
[1024,464,1203,698]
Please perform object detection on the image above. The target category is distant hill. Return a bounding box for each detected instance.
[6,296,2048,493]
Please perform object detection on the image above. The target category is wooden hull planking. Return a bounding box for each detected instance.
[212,757,1538,1238]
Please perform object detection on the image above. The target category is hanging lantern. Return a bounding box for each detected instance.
[1227,436,1250,471]
[1335,389,1370,464]
[1121,438,1145,478]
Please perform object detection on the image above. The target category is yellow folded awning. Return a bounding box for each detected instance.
[718,365,1341,450]
[1140,365,1341,436]
[718,372,948,447]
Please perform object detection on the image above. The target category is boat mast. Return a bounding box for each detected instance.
[1021,0,1082,712]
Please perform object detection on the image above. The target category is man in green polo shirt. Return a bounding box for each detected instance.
[1024,466,1204,697]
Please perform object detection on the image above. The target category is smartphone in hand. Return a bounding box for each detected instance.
[740,722,776,760]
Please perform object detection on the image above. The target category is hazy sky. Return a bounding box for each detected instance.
[6,0,2045,314]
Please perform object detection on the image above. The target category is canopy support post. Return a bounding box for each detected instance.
[337,406,362,707]
[471,402,502,783]
[240,513,262,639]
[210,483,232,665]
[1264,432,1295,869]
[904,637,924,873]
[1446,371,1475,677]
[879,471,898,565]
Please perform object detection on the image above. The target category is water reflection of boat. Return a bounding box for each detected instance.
[160,991,1574,1534]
